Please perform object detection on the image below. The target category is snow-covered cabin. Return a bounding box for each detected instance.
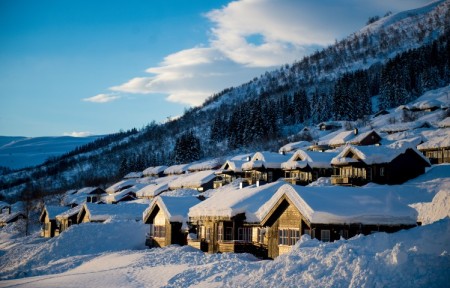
[410,99,442,112]
[437,117,450,128]
[143,196,201,248]
[77,203,147,223]
[331,143,431,186]
[187,158,223,172]
[317,121,341,131]
[63,187,107,206]
[417,133,450,164]
[318,129,382,148]
[241,152,290,186]
[142,166,168,177]
[0,203,26,227]
[39,205,71,237]
[380,121,432,134]
[188,181,286,256]
[0,201,11,214]
[278,141,311,154]
[168,170,216,192]
[55,205,82,234]
[281,150,338,185]
[214,154,251,188]
[257,184,418,258]
[135,175,179,199]
[123,171,144,179]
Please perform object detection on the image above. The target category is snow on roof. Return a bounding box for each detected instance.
[124,172,143,179]
[168,170,216,190]
[55,205,82,220]
[257,184,417,225]
[242,152,290,170]
[331,143,430,166]
[318,130,355,146]
[380,121,432,133]
[135,175,179,198]
[76,187,105,195]
[188,158,223,172]
[281,150,337,170]
[437,117,450,128]
[82,203,147,222]
[44,206,71,220]
[216,154,253,173]
[0,201,10,209]
[189,181,286,223]
[0,211,25,224]
[142,166,168,176]
[349,130,381,145]
[417,134,450,150]
[411,99,442,110]
[278,141,311,153]
[164,164,191,175]
[64,187,105,206]
[102,185,141,203]
[143,196,201,224]
[106,179,139,194]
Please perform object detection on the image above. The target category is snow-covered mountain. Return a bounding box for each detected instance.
[0,136,101,170]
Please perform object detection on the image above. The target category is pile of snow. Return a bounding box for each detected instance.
[168,170,216,190]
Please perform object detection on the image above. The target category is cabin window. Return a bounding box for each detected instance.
[379,167,385,176]
[257,228,266,243]
[278,229,300,246]
[238,227,253,242]
[321,230,331,242]
[152,225,166,238]
[339,230,349,239]
[218,224,223,241]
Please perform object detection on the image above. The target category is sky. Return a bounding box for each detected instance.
[0,0,431,137]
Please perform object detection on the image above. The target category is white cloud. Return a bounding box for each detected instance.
[109,0,431,106]
[82,93,121,103]
[63,131,94,137]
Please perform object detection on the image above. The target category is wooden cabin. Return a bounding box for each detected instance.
[55,205,82,234]
[0,211,26,227]
[241,152,290,186]
[417,134,450,164]
[188,181,285,258]
[39,206,71,237]
[318,129,381,148]
[331,144,431,186]
[143,196,201,248]
[281,150,337,185]
[348,130,382,146]
[213,154,250,188]
[259,184,417,258]
[317,121,341,131]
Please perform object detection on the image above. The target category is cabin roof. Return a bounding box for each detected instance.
[188,158,223,172]
[142,165,168,176]
[188,181,285,222]
[349,130,381,145]
[257,184,417,226]
[168,170,216,190]
[281,149,337,170]
[318,130,355,146]
[0,211,26,223]
[81,203,147,222]
[42,205,71,220]
[417,133,450,150]
[437,117,450,128]
[242,152,290,170]
[55,205,82,219]
[164,163,191,175]
[278,141,311,153]
[143,196,201,224]
[135,175,179,198]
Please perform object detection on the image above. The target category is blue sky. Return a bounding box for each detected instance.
[0,0,430,137]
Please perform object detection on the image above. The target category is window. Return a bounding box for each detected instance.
[238,227,253,242]
[218,223,224,241]
[321,230,331,242]
[152,225,166,238]
[379,167,385,176]
[225,227,233,241]
[257,228,266,243]
[278,229,300,246]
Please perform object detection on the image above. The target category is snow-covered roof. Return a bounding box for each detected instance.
[168,170,216,190]
[55,205,82,220]
[102,186,140,203]
[142,166,168,176]
[242,152,290,170]
[348,130,381,145]
[216,154,253,173]
[124,172,143,179]
[0,211,25,224]
[437,117,450,128]
[411,99,442,110]
[188,158,223,172]
[143,196,201,225]
[189,181,286,223]
[318,130,355,147]
[278,141,311,153]
[43,206,70,220]
[81,203,147,222]
[257,184,417,225]
[135,175,179,198]
[63,187,105,206]
[331,143,430,166]
[417,134,450,150]
[281,150,337,170]
[164,164,191,175]
[106,179,139,194]
[0,201,10,210]
[380,121,432,133]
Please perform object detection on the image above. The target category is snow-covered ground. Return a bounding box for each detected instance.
[1,165,449,287]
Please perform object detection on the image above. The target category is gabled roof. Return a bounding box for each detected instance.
[281,149,337,170]
[168,170,216,190]
[123,172,144,179]
[78,203,147,222]
[143,196,201,224]
[135,175,179,198]
[55,205,82,220]
[216,154,253,173]
[331,142,430,166]
[242,152,290,170]
[318,130,355,147]
[188,158,223,172]
[348,130,382,145]
[417,134,450,150]
[257,184,417,226]
[40,205,70,222]
[188,181,286,223]
[0,212,26,224]
[142,166,168,176]
[106,179,139,194]
[278,141,311,153]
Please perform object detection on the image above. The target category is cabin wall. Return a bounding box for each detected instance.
[388,149,428,184]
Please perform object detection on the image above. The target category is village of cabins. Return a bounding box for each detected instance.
[9,108,449,259]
